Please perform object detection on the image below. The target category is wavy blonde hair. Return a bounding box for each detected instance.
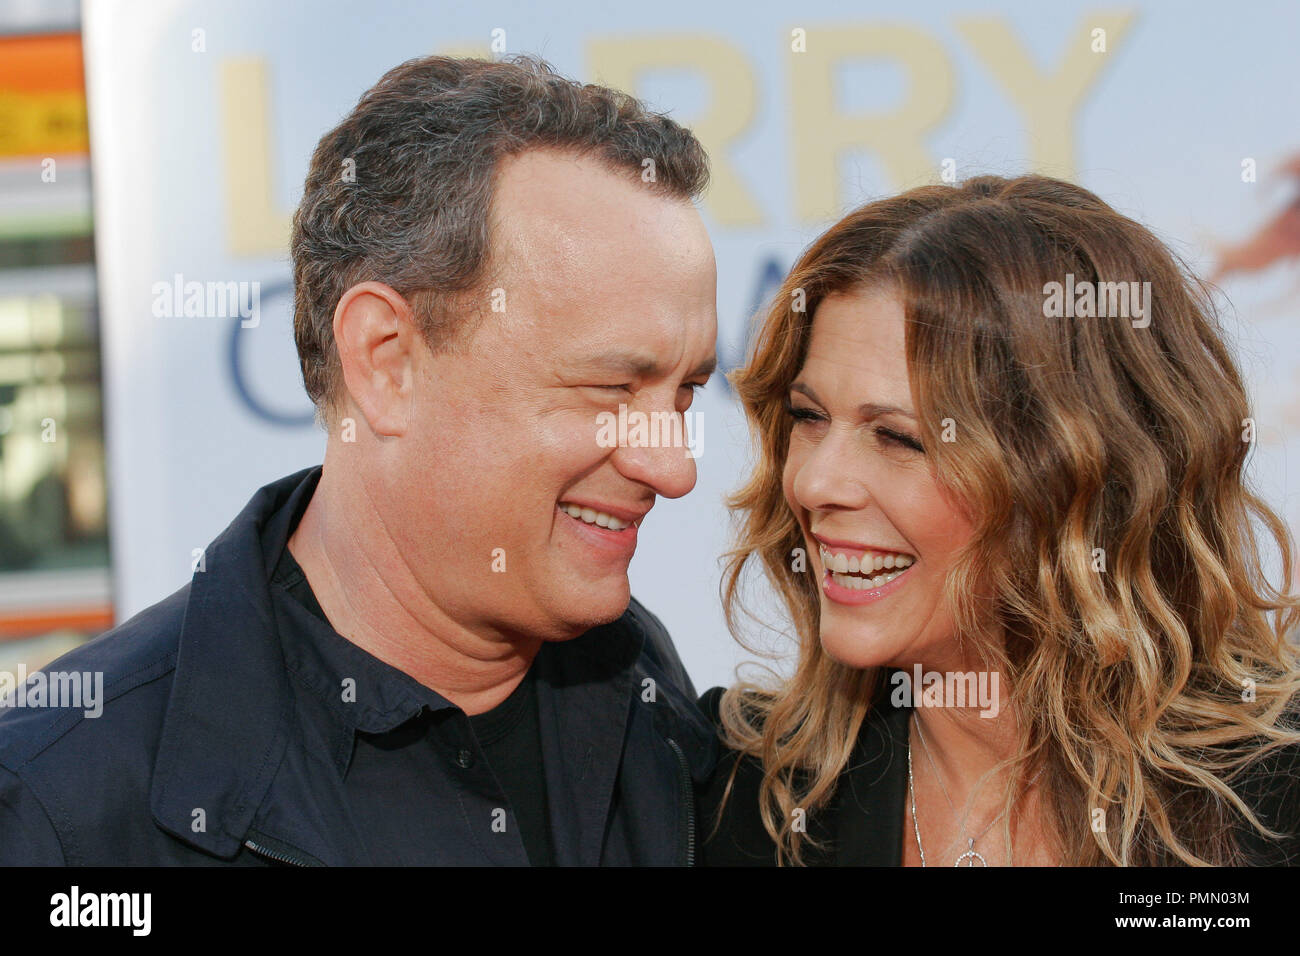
[717,174,1300,866]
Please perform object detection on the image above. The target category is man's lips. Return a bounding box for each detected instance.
[557,500,650,532]
[557,500,645,558]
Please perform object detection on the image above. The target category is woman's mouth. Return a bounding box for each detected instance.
[818,544,915,603]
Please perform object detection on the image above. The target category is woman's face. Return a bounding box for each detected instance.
[782,286,975,671]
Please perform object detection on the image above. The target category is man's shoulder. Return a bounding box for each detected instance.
[591,596,719,781]
[621,596,694,695]
[0,585,194,864]
[0,583,187,773]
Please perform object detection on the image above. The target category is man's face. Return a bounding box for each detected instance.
[387,149,717,643]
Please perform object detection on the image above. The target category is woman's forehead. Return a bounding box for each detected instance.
[800,290,910,393]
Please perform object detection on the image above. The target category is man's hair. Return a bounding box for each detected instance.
[291,54,710,420]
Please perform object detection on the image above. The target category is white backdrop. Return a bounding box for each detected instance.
[84,0,1300,692]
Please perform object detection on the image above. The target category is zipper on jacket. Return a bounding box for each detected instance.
[243,831,319,867]
[665,737,696,867]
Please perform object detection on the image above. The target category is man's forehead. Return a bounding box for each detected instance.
[494,151,671,227]
[489,152,705,274]
[475,149,716,364]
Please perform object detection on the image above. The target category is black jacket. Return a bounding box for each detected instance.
[697,678,1300,866]
[697,679,907,866]
[0,467,717,865]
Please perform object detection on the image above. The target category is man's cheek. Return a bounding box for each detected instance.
[533,407,612,459]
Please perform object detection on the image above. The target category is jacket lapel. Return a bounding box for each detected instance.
[149,468,318,859]
[534,618,641,866]
[836,693,911,866]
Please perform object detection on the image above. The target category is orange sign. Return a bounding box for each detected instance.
[0,33,89,158]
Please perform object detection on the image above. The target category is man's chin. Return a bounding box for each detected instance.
[542,576,632,639]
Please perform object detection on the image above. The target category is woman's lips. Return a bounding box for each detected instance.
[820,560,913,605]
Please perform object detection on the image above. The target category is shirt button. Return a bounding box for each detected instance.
[454,748,475,769]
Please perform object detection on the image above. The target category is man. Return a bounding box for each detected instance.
[0,55,719,865]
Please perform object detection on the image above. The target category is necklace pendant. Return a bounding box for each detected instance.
[954,838,987,867]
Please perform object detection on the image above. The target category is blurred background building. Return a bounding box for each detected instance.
[0,0,109,679]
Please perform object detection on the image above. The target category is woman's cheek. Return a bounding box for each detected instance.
[781,447,802,517]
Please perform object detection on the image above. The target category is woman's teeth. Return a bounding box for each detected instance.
[561,503,630,531]
[819,546,914,590]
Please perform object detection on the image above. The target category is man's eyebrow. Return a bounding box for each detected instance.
[577,351,718,380]
[690,354,718,379]
[789,382,915,419]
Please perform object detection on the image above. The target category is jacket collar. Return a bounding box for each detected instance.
[150,466,320,858]
[836,672,910,866]
[534,622,640,867]
[534,610,718,865]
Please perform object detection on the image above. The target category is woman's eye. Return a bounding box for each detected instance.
[876,427,924,453]
[783,399,825,424]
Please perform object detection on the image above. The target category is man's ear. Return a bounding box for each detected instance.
[333,281,419,437]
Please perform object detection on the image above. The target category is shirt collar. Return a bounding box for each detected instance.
[264,468,458,773]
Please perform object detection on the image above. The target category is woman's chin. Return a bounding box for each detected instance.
[817,625,898,671]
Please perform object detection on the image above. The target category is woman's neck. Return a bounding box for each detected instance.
[896,656,1057,865]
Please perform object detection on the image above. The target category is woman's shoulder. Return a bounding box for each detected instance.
[697,684,774,726]
[694,684,897,866]
[1233,736,1300,865]
[698,685,726,727]
[696,685,772,795]
[695,686,779,865]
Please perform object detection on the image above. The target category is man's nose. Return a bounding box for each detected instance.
[611,413,699,500]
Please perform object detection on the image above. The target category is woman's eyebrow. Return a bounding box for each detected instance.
[789,382,916,420]
[859,402,917,420]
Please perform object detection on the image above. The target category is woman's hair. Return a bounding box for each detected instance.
[718,173,1300,866]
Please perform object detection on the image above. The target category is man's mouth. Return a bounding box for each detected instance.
[558,502,641,532]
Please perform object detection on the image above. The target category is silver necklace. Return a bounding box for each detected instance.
[907,712,1042,867]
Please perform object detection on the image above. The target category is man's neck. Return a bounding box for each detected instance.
[286,460,541,715]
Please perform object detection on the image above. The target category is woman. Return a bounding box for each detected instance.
[699,174,1300,866]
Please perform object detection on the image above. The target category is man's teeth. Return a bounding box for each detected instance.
[819,546,913,589]
[561,503,630,531]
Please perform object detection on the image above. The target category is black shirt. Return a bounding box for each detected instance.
[463,667,554,867]
[269,493,555,866]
